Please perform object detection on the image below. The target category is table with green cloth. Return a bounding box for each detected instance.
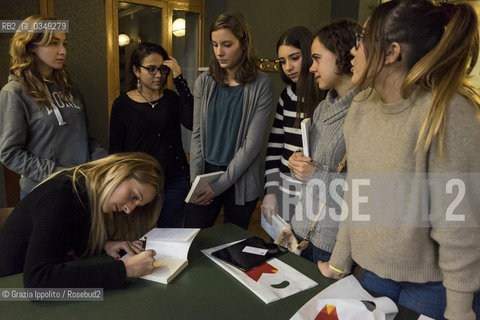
[0,223,419,320]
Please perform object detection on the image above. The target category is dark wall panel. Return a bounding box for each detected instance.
[54,0,109,148]
[204,0,331,105]
[0,0,40,207]
[0,0,39,88]
[331,0,359,22]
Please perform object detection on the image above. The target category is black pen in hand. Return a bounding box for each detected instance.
[141,236,161,267]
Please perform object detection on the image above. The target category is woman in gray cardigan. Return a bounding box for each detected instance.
[184,12,273,229]
[287,21,361,262]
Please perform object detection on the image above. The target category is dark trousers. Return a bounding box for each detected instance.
[157,176,190,228]
[183,162,258,229]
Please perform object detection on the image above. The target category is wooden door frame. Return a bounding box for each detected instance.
[39,0,54,16]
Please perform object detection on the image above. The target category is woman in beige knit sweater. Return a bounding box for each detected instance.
[319,1,480,319]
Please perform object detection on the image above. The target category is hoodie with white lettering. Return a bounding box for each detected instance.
[0,76,107,192]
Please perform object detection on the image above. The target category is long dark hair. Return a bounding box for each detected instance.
[208,12,258,85]
[128,42,170,90]
[276,26,324,127]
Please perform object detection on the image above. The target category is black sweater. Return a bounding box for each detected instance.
[109,76,193,182]
[0,173,126,288]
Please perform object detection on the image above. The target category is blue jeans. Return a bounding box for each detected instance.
[157,176,189,228]
[20,189,28,200]
[357,268,480,319]
[475,290,480,320]
[293,233,331,263]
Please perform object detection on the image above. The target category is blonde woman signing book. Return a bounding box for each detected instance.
[0,153,163,289]
[287,20,361,263]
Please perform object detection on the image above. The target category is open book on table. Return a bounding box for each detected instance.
[185,171,224,203]
[122,228,200,284]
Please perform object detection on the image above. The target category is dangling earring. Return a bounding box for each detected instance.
[136,78,141,92]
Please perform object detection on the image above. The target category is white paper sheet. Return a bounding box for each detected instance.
[290,275,398,320]
[202,240,317,304]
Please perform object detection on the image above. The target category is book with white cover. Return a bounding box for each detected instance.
[122,228,200,284]
[300,118,311,157]
[261,214,290,240]
[185,171,224,203]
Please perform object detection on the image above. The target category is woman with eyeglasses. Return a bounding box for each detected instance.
[109,42,193,228]
[183,12,273,229]
[320,1,480,318]
[0,15,108,199]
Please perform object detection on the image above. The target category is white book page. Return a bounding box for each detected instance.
[143,228,200,242]
[121,241,189,262]
[141,258,187,284]
[147,241,191,260]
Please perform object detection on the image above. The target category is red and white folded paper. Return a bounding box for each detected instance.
[290,275,398,320]
[202,240,317,304]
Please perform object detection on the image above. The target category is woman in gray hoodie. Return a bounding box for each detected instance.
[0,15,107,198]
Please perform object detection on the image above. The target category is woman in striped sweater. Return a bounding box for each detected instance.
[262,26,323,223]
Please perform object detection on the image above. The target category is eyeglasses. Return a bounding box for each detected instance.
[355,32,363,50]
[140,65,170,75]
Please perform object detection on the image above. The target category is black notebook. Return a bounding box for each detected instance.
[211,236,286,271]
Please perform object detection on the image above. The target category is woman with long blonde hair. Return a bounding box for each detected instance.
[0,152,164,289]
[320,1,480,318]
[0,15,107,198]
